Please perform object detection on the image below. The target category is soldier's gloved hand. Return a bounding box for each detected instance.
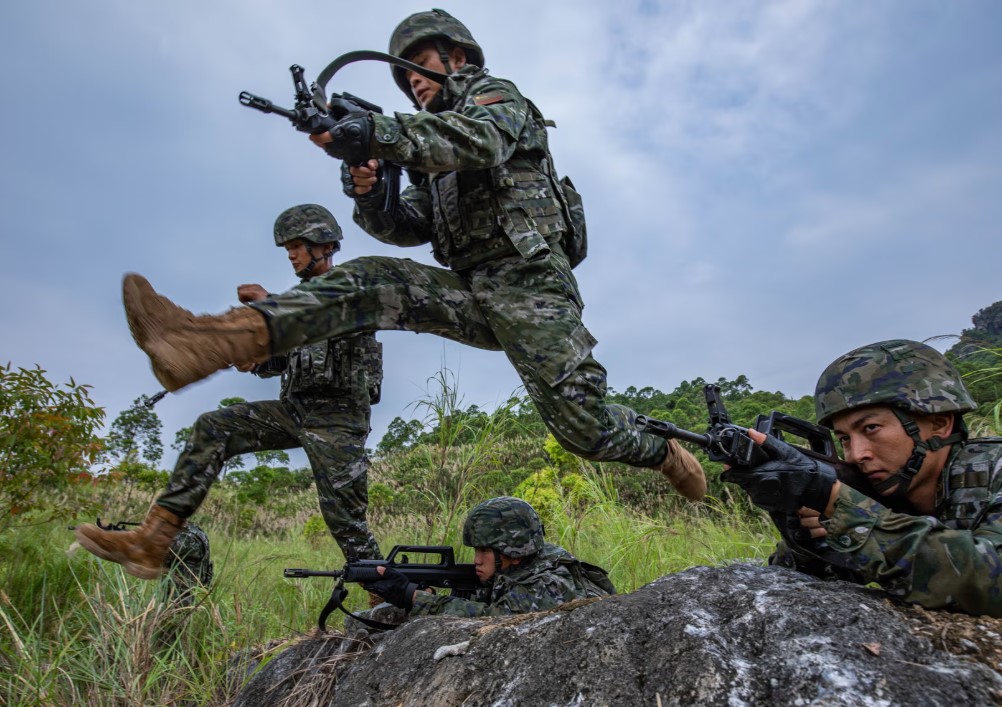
[318,112,373,164]
[363,566,417,610]
[341,160,386,207]
[721,434,837,514]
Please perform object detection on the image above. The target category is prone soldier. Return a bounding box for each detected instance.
[364,496,615,618]
[727,339,1002,617]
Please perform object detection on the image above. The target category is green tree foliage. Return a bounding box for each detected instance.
[103,395,164,467]
[376,416,425,457]
[0,364,104,532]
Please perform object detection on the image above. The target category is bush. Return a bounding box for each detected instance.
[0,364,105,532]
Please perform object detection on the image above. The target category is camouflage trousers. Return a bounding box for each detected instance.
[156,397,382,561]
[251,249,666,467]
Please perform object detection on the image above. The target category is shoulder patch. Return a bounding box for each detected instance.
[473,91,505,106]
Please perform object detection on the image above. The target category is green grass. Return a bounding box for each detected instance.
[0,465,778,706]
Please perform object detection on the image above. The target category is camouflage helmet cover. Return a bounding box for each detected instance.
[273,204,343,250]
[388,9,484,98]
[462,496,544,558]
[814,339,976,427]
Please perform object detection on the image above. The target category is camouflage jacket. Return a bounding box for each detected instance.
[409,542,613,618]
[255,332,382,405]
[356,66,571,271]
[774,438,1002,616]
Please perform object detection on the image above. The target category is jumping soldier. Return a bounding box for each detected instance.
[114,9,706,522]
[75,205,384,578]
[728,339,1002,617]
[364,496,615,617]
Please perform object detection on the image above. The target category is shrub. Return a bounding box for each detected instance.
[0,364,105,532]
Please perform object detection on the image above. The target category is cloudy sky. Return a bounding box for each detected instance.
[2,1,1000,467]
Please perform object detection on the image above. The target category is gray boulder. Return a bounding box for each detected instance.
[232,563,1002,706]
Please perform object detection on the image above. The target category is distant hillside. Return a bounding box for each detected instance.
[946,300,1002,405]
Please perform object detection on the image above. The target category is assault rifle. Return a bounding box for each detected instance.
[636,384,844,559]
[239,64,400,212]
[635,384,838,472]
[285,545,478,631]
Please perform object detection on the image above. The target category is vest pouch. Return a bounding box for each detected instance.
[557,176,587,269]
[496,202,550,261]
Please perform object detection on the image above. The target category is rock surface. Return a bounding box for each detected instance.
[232,563,1002,706]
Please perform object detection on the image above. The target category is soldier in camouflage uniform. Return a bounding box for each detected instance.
[728,339,1002,617]
[364,497,614,617]
[76,205,385,577]
[116,9,706,506]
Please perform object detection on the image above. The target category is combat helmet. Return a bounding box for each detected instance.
[815,339,974,500]
[462,496,543,558]
[388,9,484,101]
[273,204,343,249]
[814,339,975,428]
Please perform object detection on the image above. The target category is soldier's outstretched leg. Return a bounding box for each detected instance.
[123,273,271,391]
[471,248,707,501]
[123,257,501,392]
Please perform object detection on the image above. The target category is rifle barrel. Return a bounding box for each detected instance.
[284,568,344,579]
[239,92,297,121]
[635,415,711,447]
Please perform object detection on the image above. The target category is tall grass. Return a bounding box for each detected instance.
[0,475,777,706]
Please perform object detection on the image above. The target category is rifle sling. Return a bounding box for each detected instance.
[318,581,402,632]
[315,50,449,100]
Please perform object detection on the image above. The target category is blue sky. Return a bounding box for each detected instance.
[2,1,1000,468]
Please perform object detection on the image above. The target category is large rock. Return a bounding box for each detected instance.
[232,564,1002,706]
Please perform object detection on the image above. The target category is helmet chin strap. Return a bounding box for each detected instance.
[870,410,967,503]
[417,39,455,113]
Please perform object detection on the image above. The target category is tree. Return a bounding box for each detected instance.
[376,416,426,457]
[103,395,163,467]
[0,364,105,532]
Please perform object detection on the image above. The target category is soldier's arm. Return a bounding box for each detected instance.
[369,80,528,172]
[352,181,434,247]
[821,479,1002,617]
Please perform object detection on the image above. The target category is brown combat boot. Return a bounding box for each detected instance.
[145,307,271,391]
[123,274,271,392]
[123,273,196,349]
[659,439,707,501]
[75,505,186,579]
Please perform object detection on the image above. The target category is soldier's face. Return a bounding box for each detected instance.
[405,43,467,109]
[284,239,332,277]
[473,547,515,582]
[831,406,951,494]
[284,239,312,273]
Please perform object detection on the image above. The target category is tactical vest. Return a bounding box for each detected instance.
[282,332,383,404]
[934,437,1002,529]
[429,71,586,271]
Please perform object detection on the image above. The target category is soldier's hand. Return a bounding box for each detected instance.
[363,565,418,610]
[237,284,268,303]
[796,507,827,539]
[349,160,380,195]
[721,429,839,515]
[307,113,373,163]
